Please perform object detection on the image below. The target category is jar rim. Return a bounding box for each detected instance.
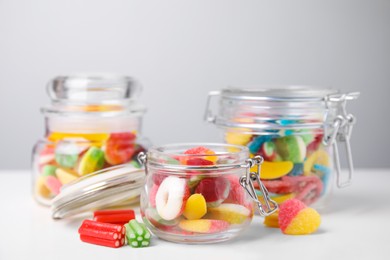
[146,142,249,170]
[221,85,339,101]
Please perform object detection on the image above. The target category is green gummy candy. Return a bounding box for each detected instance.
[55,154,78,168]
[125,220,151,248]
[275,136,306,163]
[41,165,57,177]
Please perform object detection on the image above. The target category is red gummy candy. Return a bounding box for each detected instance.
[104,132,136,165]
[184,146,210,155]
[262,175,323,205]
[80,234,125,248]
[278,199,306,232]
[94,213,135,224]
[93,209,135,217]
[80,219,125,234]
[195,177,230,207]
[186,158,214,166]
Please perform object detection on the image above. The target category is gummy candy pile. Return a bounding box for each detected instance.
[142,146,254,237]
[225,130,331,206]
[78,209,152,248]
[34,131,145,202]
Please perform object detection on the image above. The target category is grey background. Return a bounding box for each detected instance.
[0,0,389,169]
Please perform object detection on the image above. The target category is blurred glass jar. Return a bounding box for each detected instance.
[138,143,277,244]
[32,75,148,206]
[204,86,359,208]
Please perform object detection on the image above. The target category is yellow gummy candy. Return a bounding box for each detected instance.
[225,131,252,146]
[304,149,330,175]
[55,168,78,185]
[206,203,250,224]
[264,211,279,228]
[284,207,321,235]
[48,132,110,144]
[249,154,294,179]
[35,175,51,198]
[183,194,207,220]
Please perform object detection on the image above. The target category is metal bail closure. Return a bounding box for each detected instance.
[239,155,278,216]
[324,92,359,188]
[137,152,148,175]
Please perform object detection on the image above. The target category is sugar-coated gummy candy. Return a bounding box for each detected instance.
[125,220,151,248]
[278,199,321,235]
[183,146,217,163]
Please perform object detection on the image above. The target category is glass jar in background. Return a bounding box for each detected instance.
[204,86,359,208]
[32,75,149,206]
[138,143,277,244]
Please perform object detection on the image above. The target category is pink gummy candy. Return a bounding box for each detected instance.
[278,199,306,232]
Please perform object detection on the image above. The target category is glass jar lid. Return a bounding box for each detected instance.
[51,164,145,219]
[42,74,146,118]
[205,86,358,133]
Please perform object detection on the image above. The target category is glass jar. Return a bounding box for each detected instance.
[138,143,277,244]
[204,86,359,208]
[32,75,149,206]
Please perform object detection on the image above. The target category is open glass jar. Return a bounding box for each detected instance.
[205,86,359,208]
[32,75,148,206]
[138,143,277,244]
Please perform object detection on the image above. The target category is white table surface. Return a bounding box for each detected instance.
[0,169,389,260]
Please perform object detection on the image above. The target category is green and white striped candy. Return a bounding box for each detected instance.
[125,220,151,248]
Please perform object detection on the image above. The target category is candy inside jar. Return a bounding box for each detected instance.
[32,75,149,206]
[139,143,277,244]
[205,87,359,208]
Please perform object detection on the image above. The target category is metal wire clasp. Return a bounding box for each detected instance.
[239,155,278,216]
[137,152,148,175]
[323,92,359,188]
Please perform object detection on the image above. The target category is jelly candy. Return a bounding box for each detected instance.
[79,220,125,248]
[275,136,306,163]
[225,131,252,146]
[93,209,135,224]
[262,175,323,205]
[263,211,279,228]
[104,132,136,165]
[206,203,251,224]
[260,161,294,180]
[77,146,105,176]
[41,165,57,177]
[178,219,229,234]
[248,135,275,154]
[44,175,62,195]
[144,208,180,228]
[155,176,190,221]
[183,194,207,220]
[125,220,151,248]
[278,199,321,235]
[55,168,78,185]
[183,146,217,163]
[194,177,230,207]
[304,149,330,175]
